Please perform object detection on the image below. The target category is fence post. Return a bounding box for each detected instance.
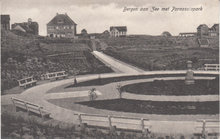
[78,114,82,125]
[108,115,112,128]
[202,120,207,138]
[38,107,43,118]
[24,102,29,114]
[141,118,145,132]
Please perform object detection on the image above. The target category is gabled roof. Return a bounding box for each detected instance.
[110,26,127,32]
[47,13,77,26]
[197,24,208,29]
[210,24,219,31]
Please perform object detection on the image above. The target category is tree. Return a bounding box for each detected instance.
[161,31,172,37]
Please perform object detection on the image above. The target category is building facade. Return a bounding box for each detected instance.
[110,26,127,37]
[11,18,39,35]
[197,24,209,37]
[209,24,219,37]
[1,15,10,30]
[47,13,77,38]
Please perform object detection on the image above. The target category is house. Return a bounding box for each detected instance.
[209,24,219,37]
[11,18,39,35]
[47,13,77,38]
[197,24,209,37]
[110,26,127,37]
[1,15,10,30]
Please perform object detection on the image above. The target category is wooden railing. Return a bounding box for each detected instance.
[195,119,219,137]
[11,97,50,119]
[74,113,151,133]
[41,71,67,81]
[204,64,219,71]
[17,76,37,89]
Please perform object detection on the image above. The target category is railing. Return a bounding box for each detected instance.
[41,71,67,81]
[204,64,219,71]
[74,113,151,133]
[11,97,50,119]
[195,119,219,137]
[17,76,37,89]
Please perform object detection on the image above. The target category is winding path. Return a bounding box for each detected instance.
[2,51,219,135]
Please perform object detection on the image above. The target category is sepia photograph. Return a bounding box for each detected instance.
[1,0,219,138]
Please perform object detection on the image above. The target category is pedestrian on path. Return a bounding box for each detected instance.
[88,88,97,101]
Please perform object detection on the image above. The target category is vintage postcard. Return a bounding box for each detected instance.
[1,0,219,138]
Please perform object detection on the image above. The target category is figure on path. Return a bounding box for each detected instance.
[88,88,97,101]
[116,84,123,99]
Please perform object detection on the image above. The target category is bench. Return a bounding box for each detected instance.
[17,77,37,89]
[195,119,219,137]
[204,64,219,71]
[41,71,67,81]
[74,113,151,133]
[11,97,50,119]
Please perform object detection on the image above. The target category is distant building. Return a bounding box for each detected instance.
[1,15,10,30]
[11,18,39,35]
[81,29,87,35]
[179,32,197,37]
[110,26,127,37]
[47,13,77,38]
[161,31,172,37]
[209,24,219,37]
[197,24,209,37]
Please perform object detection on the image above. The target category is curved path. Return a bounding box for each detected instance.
[2,52,219,135]
[2,70,219,135]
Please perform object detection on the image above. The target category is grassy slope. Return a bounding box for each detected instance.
[1,30,112,92]
[101,36,219,70]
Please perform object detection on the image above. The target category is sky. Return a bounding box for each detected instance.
[1,0,219,36]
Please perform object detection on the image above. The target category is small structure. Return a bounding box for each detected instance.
[47,13,77,38]
[179,32,197,37]
[185,61,195,85]
[1,15,10,30]
[11,18,39,35]
[110,26,127,37]
[17,76,37,89]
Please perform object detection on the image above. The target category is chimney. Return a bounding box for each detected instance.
[56,13,59,15]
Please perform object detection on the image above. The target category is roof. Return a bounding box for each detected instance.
[210,24,219,31]
[197,24,208,29]
[110,26,127,32]
[1,15,10,23]
[47,13,77,26]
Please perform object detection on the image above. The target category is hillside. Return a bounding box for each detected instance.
[101,35,219,70]
[1,30,112,92]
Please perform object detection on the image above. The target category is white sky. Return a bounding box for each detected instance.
[1,0,219,36]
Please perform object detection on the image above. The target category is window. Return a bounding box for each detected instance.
[58,19,63,23]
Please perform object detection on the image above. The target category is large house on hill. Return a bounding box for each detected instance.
[1,15,10,30]
[47,13,77,38]
[110,26,127,37]
[209,24,219,37]
[11,18,39,35]
[197,24,209,37]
